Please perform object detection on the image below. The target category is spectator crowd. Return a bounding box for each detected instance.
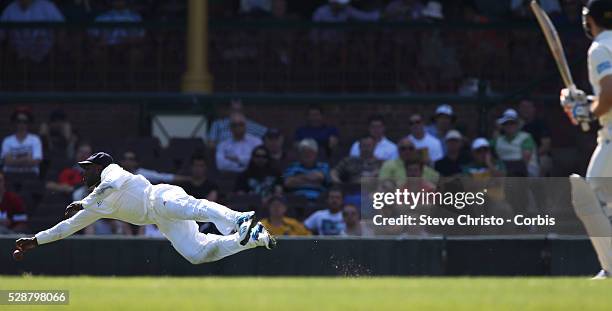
[0,98,553,238]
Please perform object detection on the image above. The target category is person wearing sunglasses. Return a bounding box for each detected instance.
[1,107,43,176]
[215,113,263,173]
[234,146,282,198]
[378,137,440,186]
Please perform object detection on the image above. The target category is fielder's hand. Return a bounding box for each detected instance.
[15,237,38,252]
[64,201,83,219]
[560,88,594,125]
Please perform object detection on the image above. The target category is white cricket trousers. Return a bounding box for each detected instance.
[150,185,255,264]
[582,127,612,271]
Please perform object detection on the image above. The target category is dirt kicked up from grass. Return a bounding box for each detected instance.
[1,276,611,311]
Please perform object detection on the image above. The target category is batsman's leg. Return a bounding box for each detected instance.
[570,140,612,274]
[570,175,612,273]
[156,219,257,264]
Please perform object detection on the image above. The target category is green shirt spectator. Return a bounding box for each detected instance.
[492,108,539,177]
[378,138,440,186]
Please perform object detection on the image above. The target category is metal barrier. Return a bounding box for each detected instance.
[0,235,599,276]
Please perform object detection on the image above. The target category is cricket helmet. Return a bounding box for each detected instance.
[583,0,612,38]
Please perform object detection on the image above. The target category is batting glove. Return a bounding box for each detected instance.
[560,88,594,125]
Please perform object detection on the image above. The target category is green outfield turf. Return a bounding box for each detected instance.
[0,276,611,311]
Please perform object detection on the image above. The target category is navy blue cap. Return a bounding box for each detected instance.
[78,152,114,168]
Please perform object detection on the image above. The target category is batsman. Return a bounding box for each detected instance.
[14,152,276,264]
[562,0,612,279]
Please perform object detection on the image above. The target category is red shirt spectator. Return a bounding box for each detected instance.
[0,172,28,233]
[58,166,83,186]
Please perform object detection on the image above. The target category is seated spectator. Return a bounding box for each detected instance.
[350,115,398,161]
[384,0,424,21]
[434,130,470,177]
[425,104,456,154]
[283,139,330,200]
[303,188,345,235]
[181,154,219,201]
[207,100,267,148]
[402,160,436,192]
[234,146,282,198]
[492,109,538,177]
[260,196,311,236]
[0,0,64,62]
[406,113,444,164]
[421,0,444,20]
[39,109,78,158]
[379,138,440,186]
[1,107,43,176]
[313,0,380,22]
[294,105,339,157]
[263,128,288,170]
[463,138,505,178]
[0,172,28,233]
[45,142,92,195]
[341,203,373,237]
[332,136,382,183]
[120,150,188,184]
[463,138,509,217]
[518,99,552,176]
[89,0,145,46]
[215,113,263,172]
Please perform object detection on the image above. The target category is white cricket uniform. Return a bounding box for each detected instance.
[586,30,612,201]
[35,164,253,264]
[574,30,612,273]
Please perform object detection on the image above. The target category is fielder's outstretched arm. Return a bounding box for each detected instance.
[35,209,101,244]
[16,209,101,251]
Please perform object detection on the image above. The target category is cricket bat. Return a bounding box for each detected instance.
[530,0,590,132]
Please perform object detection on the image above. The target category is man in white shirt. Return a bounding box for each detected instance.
[216,113,263,172]
[350,115,398,161]
[1,108,43,175]
[207,100,267,148]
[304,188,346,235]
[15,152,276,264]
[0,0,64,62]
[406,114,443,164]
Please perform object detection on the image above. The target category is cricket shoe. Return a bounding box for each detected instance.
[591,269,610,280]
[246,222,277,250]
[236,211,257,246]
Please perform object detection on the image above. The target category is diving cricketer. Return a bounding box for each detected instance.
[562,0,612,279]
[14,152,276,264]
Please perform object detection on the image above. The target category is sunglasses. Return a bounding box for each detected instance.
[399,145,415,151]
[409,120,422,125]
[231,122,245,128]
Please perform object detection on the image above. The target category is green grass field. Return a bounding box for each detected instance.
[1,276,611,311]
